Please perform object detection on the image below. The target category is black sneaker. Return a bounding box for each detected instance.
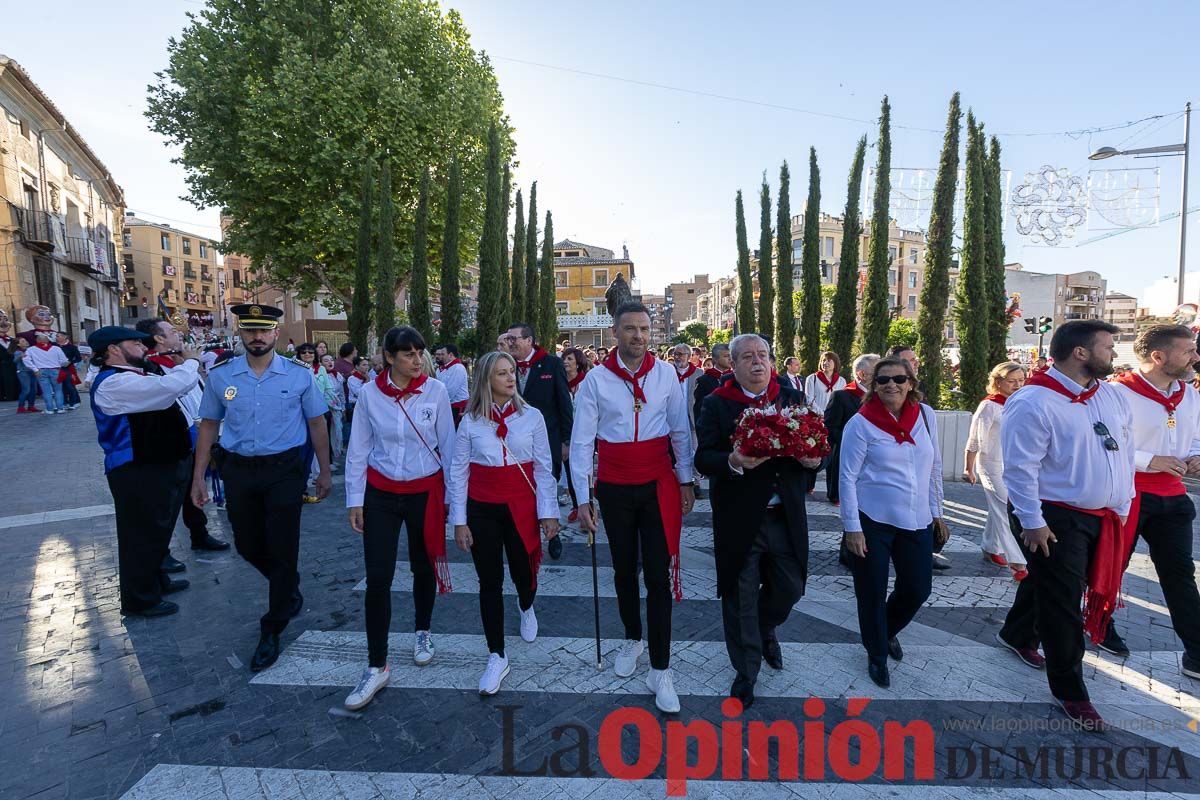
[1181,654,1200,680]
[1097,625,1131,658]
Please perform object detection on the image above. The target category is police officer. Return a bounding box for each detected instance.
[190,304,331,671]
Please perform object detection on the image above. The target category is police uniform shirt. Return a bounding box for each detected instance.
[198,353,328,456]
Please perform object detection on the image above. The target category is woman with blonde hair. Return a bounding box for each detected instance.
[449,351,560,696]
[420,350,437,379]
[964,361,1027,580]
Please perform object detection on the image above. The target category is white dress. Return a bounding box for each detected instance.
[966,398,1023,563]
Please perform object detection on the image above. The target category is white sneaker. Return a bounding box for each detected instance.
[614,639,644,678]
[520,606,538,643]
[479,652,510,695]
[344,665,389,710]
[413,630,435,666]
[647,667,680,713]
[43,410,54,415]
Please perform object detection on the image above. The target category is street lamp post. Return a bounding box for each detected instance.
[1090,102,1191,306]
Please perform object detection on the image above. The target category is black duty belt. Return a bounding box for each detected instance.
[220,445,303,467]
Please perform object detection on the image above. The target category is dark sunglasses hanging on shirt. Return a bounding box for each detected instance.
[1092,421,1120,451]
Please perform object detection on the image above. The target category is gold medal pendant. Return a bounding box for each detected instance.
[224,386,237,401]
[633,399,643,414]
[1167,412,1176,429]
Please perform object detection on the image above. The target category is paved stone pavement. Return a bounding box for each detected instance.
[2,396,1200,799]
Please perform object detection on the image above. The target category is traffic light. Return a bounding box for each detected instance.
[1038,316,1053,333]
[1024,318,1036,334]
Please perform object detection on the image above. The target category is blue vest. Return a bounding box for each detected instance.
[90,368,192,473]
[91,369,135,473]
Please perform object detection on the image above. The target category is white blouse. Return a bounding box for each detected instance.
[344,376,456,507]
[447,403,559,526]
[804,373,846,415]
[966,398,1005,467]
[838,403,944,533]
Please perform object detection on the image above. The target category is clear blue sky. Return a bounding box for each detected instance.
[7,0,1198,303]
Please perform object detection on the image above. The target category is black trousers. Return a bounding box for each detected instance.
[596,480,673,669]
[826,446,842,501]
[180,459,209,543]
[108,458,189,612]
[468,499,536,656]
[223,447,306,635]
[848,514,934,662]
[362,485,436,667]
[1129,492,1200,660]
[721,506,805,685]
[61,377,81,406]
[1000,502,1099,702]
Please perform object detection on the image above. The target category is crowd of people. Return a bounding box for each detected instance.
[55,302,1200,733]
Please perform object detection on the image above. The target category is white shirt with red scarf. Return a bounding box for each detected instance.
[569,354,693,499]
[803,371,846,414]
[437,359,469,406]
[1116,371,1200,471]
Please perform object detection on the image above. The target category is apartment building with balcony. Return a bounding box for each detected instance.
[0,56,125,338]
[1103,292,1138,342]
[1004,264,1107,348]
[120,214,219,329]
[552,239,635,348]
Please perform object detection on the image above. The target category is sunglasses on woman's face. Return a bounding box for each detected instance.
[874,374,911,386]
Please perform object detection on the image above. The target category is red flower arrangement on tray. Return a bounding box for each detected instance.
[731,406,831,460]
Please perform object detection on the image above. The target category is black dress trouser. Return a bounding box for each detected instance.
[108,457,189,612]
[223,447,306,635]
[1128,492,1200,660]
[596,480,673,669]
[180,459,209,543]
[468,499,536,657]
[848,514,934,663]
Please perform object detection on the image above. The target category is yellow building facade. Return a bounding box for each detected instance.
[120,214,220,329]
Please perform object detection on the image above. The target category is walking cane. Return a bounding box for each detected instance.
[589,475,602,671]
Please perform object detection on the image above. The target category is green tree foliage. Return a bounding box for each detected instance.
[475,121,504,356]
[510,188,525,323]
[407,166,432,343]
[524,182,539,332]
[538,211,557,346]
[735,190,755,334]
[984,135,1009,366]
[147,0,511,311]
[827,136,866,374]
[439,157,463,342]
[955,114,990,409]
[774,161,796,359]
[888,317,918,350]
[348,158,373,350]
[799,147,823,372]
[498,165,512,327]
[374,160,397,343]
[674,322,710,348]
[757,175,775,342]
[710,328,733,345]
[859,96,893,355]
[916,93,961,401]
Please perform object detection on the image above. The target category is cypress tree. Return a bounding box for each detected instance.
[475,121,504,356]
[984,135,1009,366]
[538,211,556,346]
[498,164,512,326]
[510,188,526,324]
[735,190,755,334]
[774,161,795,359]
[757,175,775,343]
[374,160,397,344]
[916,93,961,403]
[348,157,373,351]
[439,157,462,342]
[955,114,989,409]
[799,147,822,373]
[406,165,432,343]
[827,136,866,373]
[859,96,892,356]
[524,181,539,334]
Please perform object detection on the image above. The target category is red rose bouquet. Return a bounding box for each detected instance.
[731,406,831,460]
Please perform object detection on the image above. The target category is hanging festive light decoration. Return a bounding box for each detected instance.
[1009,165,1088,247]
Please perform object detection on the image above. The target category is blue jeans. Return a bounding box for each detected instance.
[36,372,63,411]
[17,371,37,406]
[61,373,80,406]
[848,514,934,662]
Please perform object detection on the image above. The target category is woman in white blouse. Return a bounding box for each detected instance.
[964,361,1027,580]
[839,356,948,688]
[450,351,560,696]
[343,326,456,712]
[803,350,847,415]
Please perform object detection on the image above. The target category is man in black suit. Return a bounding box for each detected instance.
[696,333,818,708]
[505,322,573,479]
[693,342,732,422]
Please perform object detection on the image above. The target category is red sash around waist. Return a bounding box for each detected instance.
[468,462,543,589]
[1121,470,1187,568]
[367,466,451,593]
[1045,500,1125,644]
[596,436,683,600]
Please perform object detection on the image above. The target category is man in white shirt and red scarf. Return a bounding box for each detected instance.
[997,320,1136,731]
[572,301,695,713]
[434,342,470,426]
[672,343,705,498]
[1104,324,1200,680]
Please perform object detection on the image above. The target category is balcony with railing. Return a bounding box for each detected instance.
[1066,294,1101,305]
[63,236,93,267]
[557,312,613,330]
[7,203,54,253]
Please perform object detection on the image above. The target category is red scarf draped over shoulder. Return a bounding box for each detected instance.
[676,363,698,383]
[601,350,656,402]
[567,372,586,393]
[985,393,1007,406]
[816,371,838,392]
[1024,369,1099,404]
[517,347,548,375]
[844,382,865,400]
[858,395,921,444]
[438,358,463,372]
[711,376,780,407]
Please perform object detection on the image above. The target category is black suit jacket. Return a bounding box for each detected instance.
[823,388,863,448]
[518,352,573,476]
[693,371,720,422]
[695,382,810,598]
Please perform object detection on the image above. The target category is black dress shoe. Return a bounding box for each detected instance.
[250,633,281,672]
[191,533,231,551]
[547,535,563,560]
[1097,624,1131,658]
[161,554,186,574]
[289,590,304,619]
[730,677,755,709]
[122,600,179,618]
[693,484,705,500]
[887,637,904,661]
[161,578,190,595]
[868,659,891,688]
[932,553,952,571]
[763,636,783,670]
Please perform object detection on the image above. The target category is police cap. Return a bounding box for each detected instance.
[230,304,283,330]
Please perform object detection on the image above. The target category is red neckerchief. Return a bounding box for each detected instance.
[704,367,724,380]
[1024,369,1099,404]
[1114,370,1188,413]
[676,363,698,383]
[845,382,865,400]
[147,353,175,370]
[816,371,838,391]
[516,346,548,375]
[567,372,585,393]
[491,402,517,439]
[375,371,427,403]
[858,395,921,445]
[34,342,52,351]
[985,393,1007,406]
[602,350,655,403]
[711,376,781,408]
[439,358,463,372]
